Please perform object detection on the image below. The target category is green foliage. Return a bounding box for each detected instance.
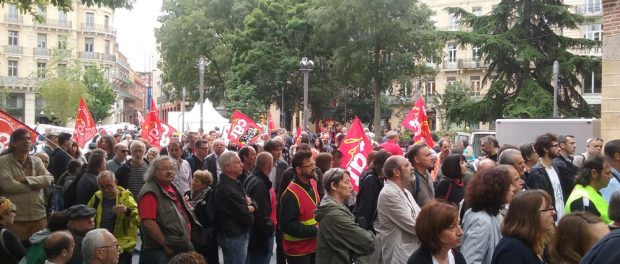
[39,78,85,125]
[83,66,115,123]
[436,82,476,127]
[446,0,598,123]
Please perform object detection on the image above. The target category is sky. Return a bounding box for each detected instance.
[113,0,163,72]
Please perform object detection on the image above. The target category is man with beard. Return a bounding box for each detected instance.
[526,133,567,219]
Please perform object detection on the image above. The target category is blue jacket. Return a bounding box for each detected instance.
[580,229,620,264]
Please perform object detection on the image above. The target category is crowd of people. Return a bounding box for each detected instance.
[0,125,619,264]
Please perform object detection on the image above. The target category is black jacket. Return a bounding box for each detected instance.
[526,162,560,207]
[205,153,219,187]
[49,147,72,182]
[214,173,252,237]
[552,154,578,198]
[244,169,275,253]
[353,170,384,232]
[491,236,544,264]
[279,176,318,240]
[408,246,466,264]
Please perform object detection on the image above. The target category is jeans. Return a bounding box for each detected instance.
[139,248,171,264]
[219,233,249,264]
[246,233,274,264]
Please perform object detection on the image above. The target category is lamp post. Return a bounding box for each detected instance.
[199,56,205,131]
[281,86,285,129]
[299,57,314,130]
[182,86,186,134]
[552,61,559,118]
[92,83,98,124]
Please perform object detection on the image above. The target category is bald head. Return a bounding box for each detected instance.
[477,158,497,171]
[256,152,273,175]
[44,231,74,262]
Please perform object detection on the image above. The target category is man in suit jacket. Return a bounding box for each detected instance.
[206,138,227,186]
[376,155,421,264]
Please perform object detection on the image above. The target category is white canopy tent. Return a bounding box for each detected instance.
[167,99,230,133]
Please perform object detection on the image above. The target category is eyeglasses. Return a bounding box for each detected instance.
[99,242,120,251]
[540,207,555,212]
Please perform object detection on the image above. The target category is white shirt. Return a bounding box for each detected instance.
[432,250,455,264]
[173,159,192,194]
[545,166,565,219]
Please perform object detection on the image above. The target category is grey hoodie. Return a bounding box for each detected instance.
[315,195,375,264]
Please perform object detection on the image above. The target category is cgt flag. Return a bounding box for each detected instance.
[228,110,263,146]
[267,112,277,132]
[0,110,39,152]
[159,121,177,148]
[401,97,435,148]
[73,97,97,147]
[141,98,164,150]
[339,116,372,192]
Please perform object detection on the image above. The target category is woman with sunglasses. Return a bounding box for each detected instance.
[315,168,374,264]
[492,190,555,264]
[0,197,25,264]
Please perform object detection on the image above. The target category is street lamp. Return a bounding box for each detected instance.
[182,86,186,134]
[299,57,314,131]
[199,56,205,132]
[92,83,98,124]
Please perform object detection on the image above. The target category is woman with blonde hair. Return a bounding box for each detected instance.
[0,197,25,263]
[548,212,609,264]
[492,190,555,264]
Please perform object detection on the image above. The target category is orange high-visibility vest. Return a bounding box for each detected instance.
[282,179,320,256]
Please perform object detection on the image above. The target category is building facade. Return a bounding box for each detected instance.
[0,2,143,126]
[404,0,602,130]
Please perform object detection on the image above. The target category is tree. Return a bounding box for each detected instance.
[39,78,85,125]
[446,0,599,123]
[5,0,132,13]
[435,82,476,128]
[83,66,116,123]
[156,0,257,105]
[308,0,442,130]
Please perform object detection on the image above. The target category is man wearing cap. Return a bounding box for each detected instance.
[66,204,96,264]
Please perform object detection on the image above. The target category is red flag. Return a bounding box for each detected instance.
[73,97,97,147]
[0,110,39,152]
[267,112,276,132]
[228,110,263,146]
[159,121,177,147]
[338,116,372,192]
[295,127,302,141]
[401,98,435,148]
[140,99,163,149]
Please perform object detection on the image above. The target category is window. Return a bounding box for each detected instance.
[8,4,18,19]
[585,24,602,41]
[37,34,47,48]
[447,77,457,87]
[85,38,94,52]
[470,76,481,96]
[8,31,18,46]
[472,6,482,16]
[472,46,480,61]
[37,6,47,18]
[58,11,67,26]
[585,0,602,13]
[86,12,95,28]
[37,62,46,78]
[583,71,601,94]
[104,15,109,30]
[449,16,458,31]
[8,60,18,77]
[448,44,457,63]
[58,35,68,49]
[105,40,110,55]
[425,79,436,95]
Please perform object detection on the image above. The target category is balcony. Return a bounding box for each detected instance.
[114,73,131,85]
[54,49,71,57]
[582,93,601,104]
[573,4,602,15]
[460,58,489,69]
[115,58,131,71]
[0,77,34,87]
[4,15,22,24]
[571,44,602,57]
[102,53,116,62]
[78,51,102,60]
[3,45,23,55]
[442,61,460,70]
[34,19,72,29]
[33,47,52,57]
[80,23,115,35]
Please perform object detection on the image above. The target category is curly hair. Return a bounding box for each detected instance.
[465,166,512,216]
